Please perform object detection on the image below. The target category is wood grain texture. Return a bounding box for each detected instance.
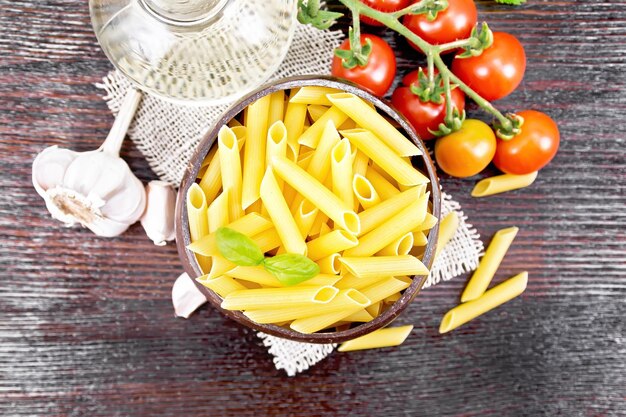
[1,0,625,416]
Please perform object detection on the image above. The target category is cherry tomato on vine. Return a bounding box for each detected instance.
[451,32,526,101]
[403,0,477,48]
[331,34,396,97]
[435,119,496,178]
[493,110,559,175]
[359,0,410,26]
[391,69,465,140]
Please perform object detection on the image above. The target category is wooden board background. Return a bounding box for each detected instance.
[1,0,625,415]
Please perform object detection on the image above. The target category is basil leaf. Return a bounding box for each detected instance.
[263,254,320,286]
[215,227,265,266]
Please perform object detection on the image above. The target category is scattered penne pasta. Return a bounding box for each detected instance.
[471,172,538,198]
[338,325,414,352]
[435,211,459,258]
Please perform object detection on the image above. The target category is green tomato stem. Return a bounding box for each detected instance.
[337,0,515,135]
[392,0,437,18]
[350,5,363,56]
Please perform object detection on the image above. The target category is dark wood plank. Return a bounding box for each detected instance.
[1,0,625,416]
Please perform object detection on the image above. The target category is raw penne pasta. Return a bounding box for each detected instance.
[415,212,438,232]
[231,126,247,142]
[187,212,273,256]
[266,121,288,169]
[358,186,423,236]
[461,227,519,302]
[242,94,271,209]
[268,90,285,125]
[228,265,282,287]
[439,272,528,334]
[221,285,339,310]
[412,231,428,247]
[331,139,354,208]
[250,228,282,252]
[352,150,369,177]
[196,275,246,298]
[335,273,388,290]
[305,119,340,179]
[272,156,360,235]
[206,256,236,279]
[306,230,358,261]
[345,194,428,256]
[227,118,243,128]
[377,232,414,256]
[307,104,329,122]
[198,147,221,203]
[338,118,357,130]
[260,169,307,255]
[366,165,401,200]
[283,89,307,158]
[186,183,209,242]
[289,86,338,106]
[244,289,369,323]
[290,303,366,334]
[319,222,332,236]
[327,93,421,156]
[297,106,348,148]
[353,174,381,209]
[317,253,341,274]
[293,199,319,238]
[343,309,374,322]
[341,129,428,186]
[365,302,382,317]
[217,126,243,221]
[338,325,414,352]
[471,172,538,198]
[340,255,428,279]
[308,212,329,237]
[360,276,412,305]
[435,211,459,258]
[207,190,229,233]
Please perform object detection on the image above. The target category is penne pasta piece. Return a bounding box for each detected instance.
[260,169,307,255]
[319,222,332,236]
[308,212,329,237]
[365,301,382,317]
[345,193,428,256]
[227,118,243,128]
[471,172,538,198]
[358,186,423,236]
[307,104,330,122]
[338,325,414,352]
[412,231,429,247]
[289,86,338,106]
[328,93,421,156]
[221,285,339,310]
[297,106,348,148]
[206,256,236,279]
[218,126,243,221]
[366,165,401,200]
[353,174,381,209]
[231,126,247,142]
[242,94,271,209]
[343,309,375,322]
[197,165,209,179]
[415,212,438,232]
[284,89,308,159]
[290,302,367,334]
[306,119,340,180]
[251,228,282,253]
[187,212,272,256]
[272,156,360,235]
[207,190,229,233]
[268,90,285,125]
[331,139,354,208]
[244,289,369,323]
[196,274,246,298]
[198,147,221,203]
[352,150,370,177]
[338,119,357,130]
[317,253,341,274]
[335,273,388,290]
[246,200,263,215]
[435,212,459,258]
[461,227,519,302]
[297,151,314,169]
[439,272,528,334]
[266,121,288,169]
[186,183,209,242]
[231,267,339,288]
[377,232,414,256]
[293,199,319,239]
[340,255,429,279]
[384,292,402,303]
[371,162,396,185]
[360,276,412,305]
[306,230,359,261]
[341,129,429,186]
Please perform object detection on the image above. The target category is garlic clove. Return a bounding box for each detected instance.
[140,180,176,246]
[172,272,207,318]
[63,152,127,201]
[101,172,146,225]
[32,145,79,196]
[85,214,134,238]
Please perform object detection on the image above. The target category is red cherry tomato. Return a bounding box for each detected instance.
[359,0,410,26]
[391,69,465,140]
[451,32,526,101]
[403,0,477,48]
[331,34,397,97]
[493,110,560,175]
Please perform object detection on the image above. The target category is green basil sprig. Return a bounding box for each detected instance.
[215,227,320,286]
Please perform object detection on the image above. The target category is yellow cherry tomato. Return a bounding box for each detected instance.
[435,119,496,178]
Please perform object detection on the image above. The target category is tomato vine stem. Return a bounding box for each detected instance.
[336,0,516,138]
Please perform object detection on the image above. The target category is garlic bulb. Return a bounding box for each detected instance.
[140,180,176,246]
[32,89,146,237]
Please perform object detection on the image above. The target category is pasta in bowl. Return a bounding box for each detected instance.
[175,76,441,344]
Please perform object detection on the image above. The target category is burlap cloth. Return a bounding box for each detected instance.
[97,23,483,376]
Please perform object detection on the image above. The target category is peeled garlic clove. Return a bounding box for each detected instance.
[172,272,207,318]
[140,180,176,246]
[32,145,78,196]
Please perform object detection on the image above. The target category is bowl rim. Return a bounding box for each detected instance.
[175,75,441,344]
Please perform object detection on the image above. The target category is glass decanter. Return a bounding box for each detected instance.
[90,0,297,104]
